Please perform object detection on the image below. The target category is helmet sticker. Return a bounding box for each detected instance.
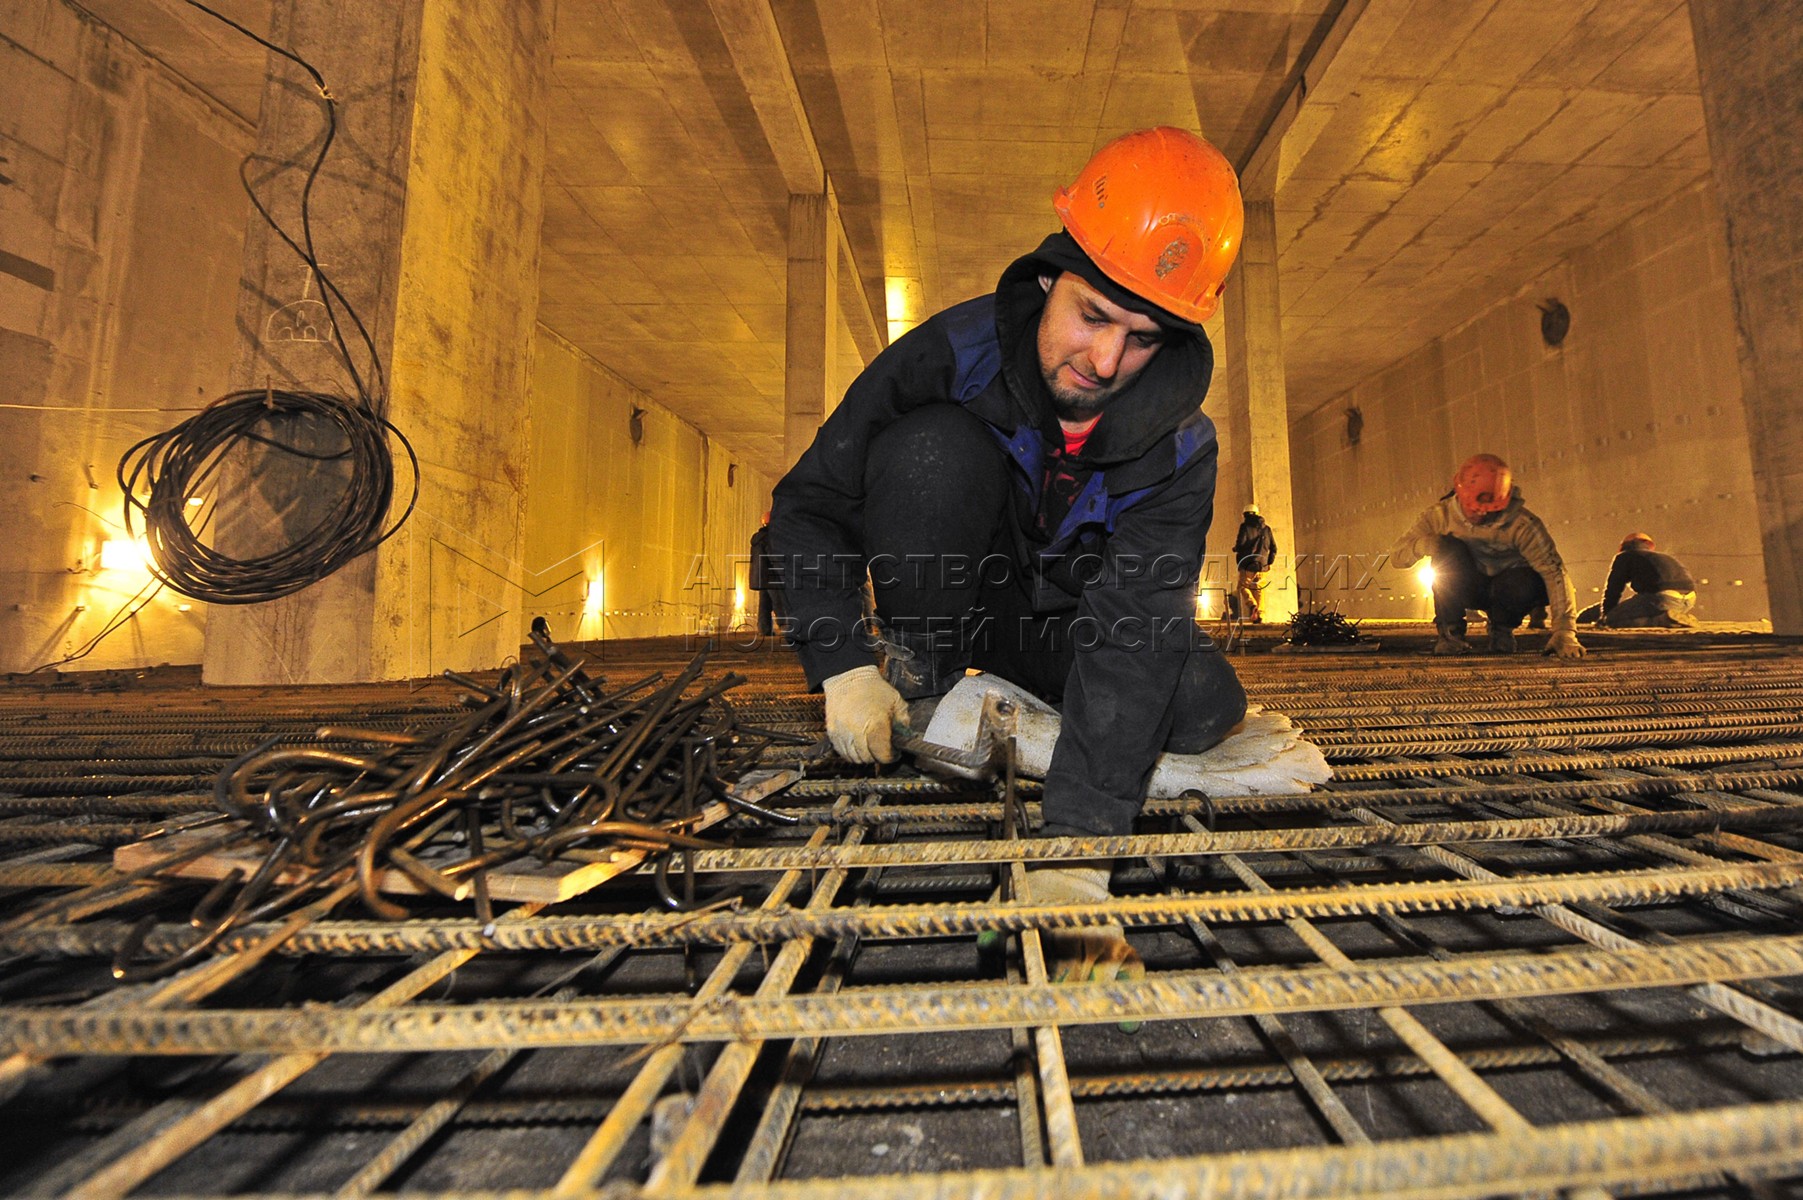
[1050,127,1243,324]
[1154,237,1189,278]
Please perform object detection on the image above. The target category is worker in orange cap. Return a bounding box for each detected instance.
[771,128,1275,982]
[1389,454,1585,658]
[1600,533,1698,627]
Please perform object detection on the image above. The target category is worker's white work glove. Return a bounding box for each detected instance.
[821,665,909,763]
[1023,863,1144,985]
[1542,630,1586,659]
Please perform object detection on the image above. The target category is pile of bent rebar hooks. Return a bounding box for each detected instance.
[101,624,800,980]
[1284,606,1367,647]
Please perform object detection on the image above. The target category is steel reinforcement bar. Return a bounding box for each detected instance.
[774,741,1803,796]
[1314,721,1803,759]
[1330,740,1803,780]
[39,1029,1752,1130]
[1284,694,1803,729]
[752,765,1803,827]
[7,930,1803,1057]
[11,859,1800,960]
[1262,677,1803,711]
[308,1101,1803,1200]
[21,799,1794,921]
[744,689,1803,731]
[795,1029,1753,1112]
[641,803,1803,872]
[1303,709,1803,744]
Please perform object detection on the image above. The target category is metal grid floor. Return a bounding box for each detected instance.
[3,625,1803,1197]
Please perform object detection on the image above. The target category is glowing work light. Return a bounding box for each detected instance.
[100,537,151,573]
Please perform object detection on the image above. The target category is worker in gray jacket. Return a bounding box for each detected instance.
[1389,454,1585,659]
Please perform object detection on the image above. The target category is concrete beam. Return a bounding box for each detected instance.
[1237,0,1413,198]
[705,0,884,389]
[704,0,823,194]
[784,186,838,470]
[836,220,884,366]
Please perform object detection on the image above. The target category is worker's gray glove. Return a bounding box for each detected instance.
[821,665,908,763]
[1542,629,1586,659]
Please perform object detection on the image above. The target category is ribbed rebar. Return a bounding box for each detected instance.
[554,1101,1803,1199]
[752,765,1803,828]
[1331,740,1803,780]
[10,859,1797,960]
[43,1028,1749,1130]
[7,931,1803,1057]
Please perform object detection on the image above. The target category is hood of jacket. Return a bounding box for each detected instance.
[982,233,1215,472]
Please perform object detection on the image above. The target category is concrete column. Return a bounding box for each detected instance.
[1220,198,1299,622]
[783,187,838,468]
[203,0,550,684]
[1689,1,1803,633]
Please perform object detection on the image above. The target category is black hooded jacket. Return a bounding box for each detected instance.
[770,234,1221,831]
[1233,514,1276,571]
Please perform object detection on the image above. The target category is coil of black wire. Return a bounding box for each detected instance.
[118,388,418,605]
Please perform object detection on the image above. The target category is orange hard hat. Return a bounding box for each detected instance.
[1053,127,1244,325]
[1621,532,1655,551]
[1453,454,1513,517]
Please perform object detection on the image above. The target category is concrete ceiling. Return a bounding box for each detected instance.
[72,0,1711,482]
[1272,0,1707,408]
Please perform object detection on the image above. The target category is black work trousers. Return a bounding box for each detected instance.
[862,404,1247,760]
[1430,535,1549,634]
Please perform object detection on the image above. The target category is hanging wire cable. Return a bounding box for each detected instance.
[115,0,417,607]
[120,389,416,604]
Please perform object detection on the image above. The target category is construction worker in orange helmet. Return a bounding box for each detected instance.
[770,127,1326,985]
[1390,454,1585,659]
[1597,533,1699,628]
[1452,453,1512,521]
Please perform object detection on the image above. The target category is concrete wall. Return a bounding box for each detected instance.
[524,327,771,645]
[1291,178,1766,624]
[0,2,250,673]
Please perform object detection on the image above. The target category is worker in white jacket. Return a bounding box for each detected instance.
[1389,454,1585,659]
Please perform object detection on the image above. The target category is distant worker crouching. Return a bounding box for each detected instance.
[1389,454,1585,659]
[1231,504,1277,622]
[1600,533,1698,628]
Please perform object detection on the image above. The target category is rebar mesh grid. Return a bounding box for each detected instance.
[2,624,1803,1198]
